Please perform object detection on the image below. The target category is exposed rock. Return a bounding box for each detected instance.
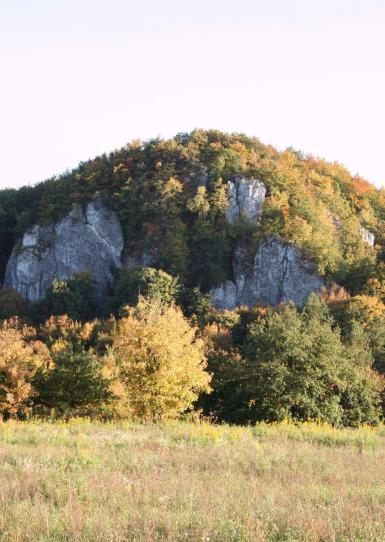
[210,236,325,310]
[4,200,124,301]
[360,226,375,246]
[210,280,237,310]
[213,175,322,309]
[326,209,342,230]
[226,177,266,224]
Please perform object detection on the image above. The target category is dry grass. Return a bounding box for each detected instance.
[0,419,384,541]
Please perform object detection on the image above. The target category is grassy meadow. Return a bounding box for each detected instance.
[0,420,384,542]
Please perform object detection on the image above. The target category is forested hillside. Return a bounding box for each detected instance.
[1,129,384,289]
[1,129,385,426]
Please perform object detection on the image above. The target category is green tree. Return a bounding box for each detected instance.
[243,301,343,423]
[34,347,112,417]
[236,296,382,425]
[36,272,96,322]
[110,267,180,313]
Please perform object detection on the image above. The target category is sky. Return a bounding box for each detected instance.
[1,0,385,189]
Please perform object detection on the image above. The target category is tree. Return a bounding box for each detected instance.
[34,347,112,417]
[110,267,180,313]
[37,272,96,322]
[40,314,114,356]
[111,299,211,421]
[187,185,210,217]
[238,296,382,425]
[242,301,341,423]
[0,323,49,419]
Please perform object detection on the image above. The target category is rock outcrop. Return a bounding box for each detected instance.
[212,178,324,309]
[4,200,124,301]
[360,226,375,247]
[211,236,325,310]
[226,177,266,224]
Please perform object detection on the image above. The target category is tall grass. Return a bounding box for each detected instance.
[0,419,384,541]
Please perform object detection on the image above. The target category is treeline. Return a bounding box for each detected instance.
[0,268,384,426]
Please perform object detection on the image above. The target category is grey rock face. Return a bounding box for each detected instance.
[211,236,325,310]
[211,281,237,311]
[360,226,375,246]
[226,177,266,224]
[326,210,342,230]
[4,200,124,301]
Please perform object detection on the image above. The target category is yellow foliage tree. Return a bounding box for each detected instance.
[346,295,385,325]
[0,323,49,418]
[111,299,211,421]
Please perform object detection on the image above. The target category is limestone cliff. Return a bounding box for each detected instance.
[211,236,325,310]
[4,200,123,301]
[211,176,325,309]
[226,177,266,224]
[3,175,327,310]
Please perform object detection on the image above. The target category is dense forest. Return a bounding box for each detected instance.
[1,129,385,425]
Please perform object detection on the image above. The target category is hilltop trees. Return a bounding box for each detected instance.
[0,129,383,312]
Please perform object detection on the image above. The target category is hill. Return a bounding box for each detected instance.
[1,130,385,427]
[1,129,384,302]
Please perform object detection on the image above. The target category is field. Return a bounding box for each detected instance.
[0,420,384,542]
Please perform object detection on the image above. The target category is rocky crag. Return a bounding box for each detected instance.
[210,177,325,309]
[210,235,325,309]
[4,200,123,301]
[226,177,266,224]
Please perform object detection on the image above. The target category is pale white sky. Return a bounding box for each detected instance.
[1,0,385,188]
